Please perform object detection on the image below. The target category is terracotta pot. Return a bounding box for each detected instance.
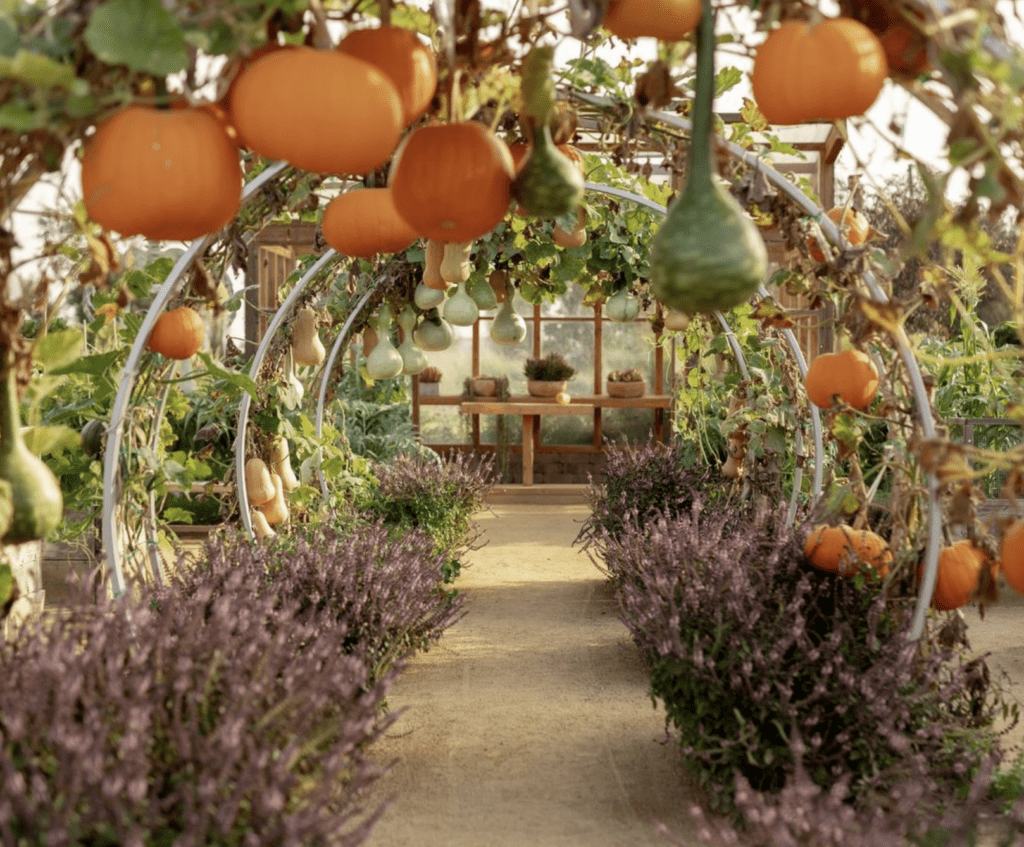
[606,380,645,398]
[419,381,440,396]
[472,378,497,397]
[527,379,567,397]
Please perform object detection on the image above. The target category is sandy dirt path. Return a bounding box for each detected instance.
[365,501,1024,847]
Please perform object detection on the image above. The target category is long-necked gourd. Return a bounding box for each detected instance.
[292,307,326,367]
[365,305,405,379]
[0,364,63,544]
[649,0,767,315]
[397,304,428,375]
[423,239,447,290]
[512,47,584,219]
[413,309,454,351]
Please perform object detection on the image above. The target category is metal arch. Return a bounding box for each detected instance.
[314,285,379,499]
[234,249,339,538]
[583,182,824,510]
[101,160,290,597]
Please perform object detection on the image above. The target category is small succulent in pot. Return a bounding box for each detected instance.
[524,353,576,381]
[419,365,443,383]
[607,367,644,383]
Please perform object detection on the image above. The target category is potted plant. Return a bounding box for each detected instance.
[524,353,576,397]
[467,374,499,397]
[418,365,443,396]
[606,367,646,398]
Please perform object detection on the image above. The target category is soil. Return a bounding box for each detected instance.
[364,501,1024,847]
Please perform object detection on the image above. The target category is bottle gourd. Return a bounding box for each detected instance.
[0,365,63,544]
[649,0,767,315]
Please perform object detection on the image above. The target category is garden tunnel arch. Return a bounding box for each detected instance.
[101,107,943,641]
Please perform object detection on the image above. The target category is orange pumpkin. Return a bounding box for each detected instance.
[81,106,242,241]
[602,0,701,41]
[148,306,205,359]
[879,23,930,77]
[336,26,437,125]
[1000,517,1024,595]
[751,18,887,125]
[321,188,419,257]
[228,46,404,176]
[804,349,879,410]
[920,541,988,611]
[388,122,515,243]
[807,206,871,262]
[804,524,892,576]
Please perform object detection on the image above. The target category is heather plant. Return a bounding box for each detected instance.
[173,519,461,683]
[358,451,497,583]
[575,441,721,551]
[596,499,1015,826]
[0,572,396,846]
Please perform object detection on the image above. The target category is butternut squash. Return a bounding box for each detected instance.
[251,508,275,538]
[440,241,472,284]
[292,307,326,367]
[423,238,447,290]
[244,457,276,507]
[270,437,299,492]
[553,208,587,247]
[259,471,289,526]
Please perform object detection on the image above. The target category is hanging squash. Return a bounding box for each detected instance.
[553,208,587,248]
[365,305,405,379]
[321,188,419,257]
[250,508,276,538]
[807,206,871,262]
[413,309,455,351]
[923,541,989,611]
[804,524,891,576]
[440,241,473,284]
[804,349,879,410]
[148,307,205,360]
[605,288,641,322]
[291,307,326,367]
[244,457,276,508]
[414,281,446,310]
[270,437,300,492]
[602,0,701,41]
[81,105,242,241]
[335,26,437,125]
[443,281,480,327]
[1001,517,1024,595]
[649,0,767,315]
[423,239,448,291]
[229,46,404,175]
[469,276,499,311]
[397,305,428,375]
[751,18,888,125]
[512,47,584,219]
[490,295,527,346]
[0,366,63,544]
[258,472,289,526]
[389,122,515,242]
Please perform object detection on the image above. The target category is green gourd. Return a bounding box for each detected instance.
[649,0,767,315]
[413,309,454,352]
[0,365,63,544]
[512,47,584,219]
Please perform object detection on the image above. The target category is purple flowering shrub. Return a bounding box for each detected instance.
[358,451,497,582]
[596,498,1018,836]
[575,442,720,551]
[174,519,463,683]
[0,571,397,845]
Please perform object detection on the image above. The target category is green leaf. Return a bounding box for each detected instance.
[0,101,45,131]
[0,19,20,56]
[33,329,84,372]
[0,49,76,88]
[0,562,14,608]
[714,66,742,96]
[50,349,122,377]
[194,352,258,398]
[162,507,194,525]
[21,424,81,456]
[83,0,189,75]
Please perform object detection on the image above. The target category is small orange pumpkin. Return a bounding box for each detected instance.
[388,122,515,242]
[336,26,437,125]
[148,306,205,359]
[228,46,404,175]
[804,349,879,411]
[751,18,887,125]
[82,106,242,241]
[920,541,989,611]
[804,523,892,576]
[1000,517,1024,595]
[879,23,930,77]
[321,188,420,257]
[602,0,701,41]
[807,206,871,262]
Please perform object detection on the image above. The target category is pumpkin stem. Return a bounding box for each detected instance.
[687,0,717,189]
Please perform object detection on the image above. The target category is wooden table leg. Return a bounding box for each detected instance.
[522,414,535,485]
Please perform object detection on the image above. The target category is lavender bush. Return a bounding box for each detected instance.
[358,451,497,582]
[596,498,1017,834]
[174,519,462,683]
[0,571,396,845]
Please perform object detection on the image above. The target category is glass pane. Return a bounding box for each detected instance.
[602,320,658,385]
[541,283,591,318]
[541,414,593,446]
[477,410,522,446]
[602,407,658,446]
[477,311,536,390]
[421,323,474,395]
[541,320,594,395]
[419,405,464,444]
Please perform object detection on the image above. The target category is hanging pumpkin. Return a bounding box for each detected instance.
[804,523,891,576]
[804,349,879,410]
[321,188,419,257]
[228,46,404,175]
[922,541,989,611]
[1001,517,1024,595]
[335,26,437,125]
[807,206,871,262]
[602,0,701,41]
[147,307,205,360]
[751,18,888,125]
[388,122,515,242]
[81,105,242,241]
